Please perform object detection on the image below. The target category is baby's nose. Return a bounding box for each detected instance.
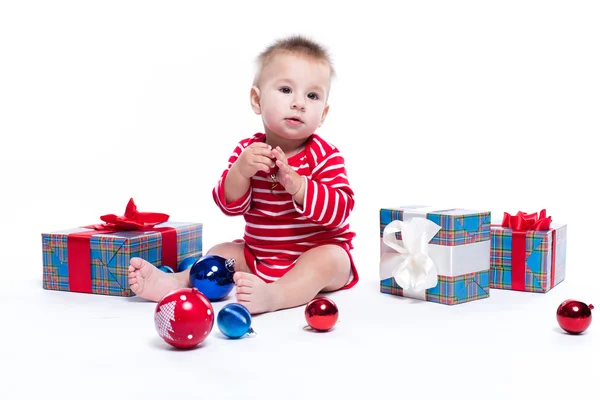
[291,99,306,111]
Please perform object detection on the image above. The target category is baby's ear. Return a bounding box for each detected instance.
[250,86,261,114]
[319,103,330,127]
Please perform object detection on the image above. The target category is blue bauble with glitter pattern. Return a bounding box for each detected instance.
[217,303,255,339]
[188,255,236,301]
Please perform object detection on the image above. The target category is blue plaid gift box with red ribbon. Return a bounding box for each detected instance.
[490,209,567,293]
[41,199,203,297]
[379,206,491,305]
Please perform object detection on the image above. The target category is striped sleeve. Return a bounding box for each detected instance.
[212,139,253,216]
[293,138,355,228]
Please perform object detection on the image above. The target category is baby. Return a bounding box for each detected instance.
[128,35,358,314]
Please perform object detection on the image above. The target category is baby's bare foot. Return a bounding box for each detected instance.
[128,257,186,302]
[233,272,277,315]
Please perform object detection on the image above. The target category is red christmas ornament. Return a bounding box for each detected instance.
[154,287,215,349]
[556,299,594,334]
[305,297,339,332]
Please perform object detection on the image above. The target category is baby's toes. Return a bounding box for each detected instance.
[236,285,252,295]
[234,272,254,286]
[236,293,251,303]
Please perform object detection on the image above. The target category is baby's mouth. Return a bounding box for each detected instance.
[285,117,303,125]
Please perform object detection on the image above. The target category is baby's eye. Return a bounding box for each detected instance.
[308,92,319,100]
[279,87,292,94]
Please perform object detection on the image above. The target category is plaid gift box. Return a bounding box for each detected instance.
[41,199,203,297]
[379,206,491,305]
[42,222,203,297]
[490,209,567,293]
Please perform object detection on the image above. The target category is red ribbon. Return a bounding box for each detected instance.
[501,209,552,231]
[500,209,555,291]
[67,198,177,294]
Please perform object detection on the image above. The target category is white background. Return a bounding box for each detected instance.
[1,1,598,399]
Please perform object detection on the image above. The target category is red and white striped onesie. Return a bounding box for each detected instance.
[212,132,359,289]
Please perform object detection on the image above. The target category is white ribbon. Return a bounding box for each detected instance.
[379,218,442,292]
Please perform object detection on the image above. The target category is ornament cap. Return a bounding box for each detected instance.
[225,258,236,271]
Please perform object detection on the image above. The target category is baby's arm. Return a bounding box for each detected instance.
[293,147,355,229]
[212,142,253,216]
[224,162,251,204]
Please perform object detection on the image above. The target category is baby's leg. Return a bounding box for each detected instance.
[128,241,248,302]
[233,244,350,314]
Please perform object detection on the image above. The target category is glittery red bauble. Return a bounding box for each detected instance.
[556,299,594,334]
[154,287,215,349]
[305,297,339,332]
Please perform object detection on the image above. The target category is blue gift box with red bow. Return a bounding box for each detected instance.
[41,199,203,296]
[490,209,567,293]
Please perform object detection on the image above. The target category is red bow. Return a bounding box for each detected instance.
[97,198,170,230]
[501,209,552,231]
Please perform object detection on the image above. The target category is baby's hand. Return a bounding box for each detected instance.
[272,146,303,195]
[233,142,276,179]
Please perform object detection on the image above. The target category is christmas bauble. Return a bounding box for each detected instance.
[157,265,174,273]
[189,255,236,301]
[217,303,255,339]
[556,299,594,334]
[178,256,198,272]
[305,297,339,332]
[154,287,214,349]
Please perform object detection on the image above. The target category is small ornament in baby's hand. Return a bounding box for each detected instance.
[557,299,594,334]
[268,165,280,192]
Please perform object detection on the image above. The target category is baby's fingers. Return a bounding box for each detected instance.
[252,162,271,174]
[255,157,276,173]
[272,146,288,162]
[251,147,275,158]
[275,159,289,173]
[249,142,272,150]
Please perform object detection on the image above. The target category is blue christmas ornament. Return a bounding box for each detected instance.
[217,303,255,339]
[189,255,236,301]
[178,256,198,272]
[157,265,174,273]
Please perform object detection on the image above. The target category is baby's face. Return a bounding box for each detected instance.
[255,52,331,142]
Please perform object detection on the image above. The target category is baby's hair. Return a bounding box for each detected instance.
[252,35,335,86]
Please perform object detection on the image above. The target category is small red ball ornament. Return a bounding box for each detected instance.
[305,297,339,332]
[556,299,594,334]
[154,287,215,349]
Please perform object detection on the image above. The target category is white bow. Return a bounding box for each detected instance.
[380,218,442,291]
